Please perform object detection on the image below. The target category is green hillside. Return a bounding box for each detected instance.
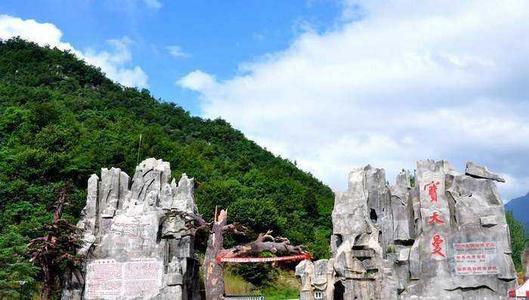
[0,38,334,295]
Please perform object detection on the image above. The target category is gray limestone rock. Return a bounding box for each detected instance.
[62,158,200,300]
[298,159,517,300]
[296,260,315,300]
[330,166,386,299]
[465,161,506,182]
[296,259,335,300]
[391,170,414,242]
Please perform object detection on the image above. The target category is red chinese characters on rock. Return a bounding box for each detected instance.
[85,260,122,298]
[431,233,446,258]
[424,181,440,203]
[428,211,444,225]
[456,265,497,273]
[454,242,498,275]
[84,259,163,299]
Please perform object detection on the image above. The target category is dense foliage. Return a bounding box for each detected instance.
[506,211,529,272]
[0,38,334,296]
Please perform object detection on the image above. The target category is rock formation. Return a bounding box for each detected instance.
[297,160,517,300]
[62,158,200,300]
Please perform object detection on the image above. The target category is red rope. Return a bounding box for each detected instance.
[216,252,311,264]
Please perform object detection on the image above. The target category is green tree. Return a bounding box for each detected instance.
[506,211,528,272]
[0,228,38,299]
[0,38,334,293]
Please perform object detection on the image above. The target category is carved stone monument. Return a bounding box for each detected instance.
[297,160,517,299]
[62,158,200,300]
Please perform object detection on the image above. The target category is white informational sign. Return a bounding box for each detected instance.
[85,259,163,299]
[454,242,498,275]
[85,259,122,298]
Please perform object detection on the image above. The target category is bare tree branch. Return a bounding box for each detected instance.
[219,230,303,259]
[222,223,248,235]
[26,184,83,300]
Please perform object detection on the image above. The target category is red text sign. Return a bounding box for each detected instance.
[454,242,498,275]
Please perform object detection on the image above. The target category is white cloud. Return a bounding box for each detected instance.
[0,15,148,88]
[178,70,216,91]
[179,0,529,201]
[166,45,190,58]
[83,37,148,88]
[0,15,74,51]
[497,174,529,203]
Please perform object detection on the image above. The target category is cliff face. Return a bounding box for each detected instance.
[297,160,517,300]
[62,158,200,300]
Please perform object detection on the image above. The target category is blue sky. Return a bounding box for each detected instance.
[1,0,529,201]
[0,0,344,114]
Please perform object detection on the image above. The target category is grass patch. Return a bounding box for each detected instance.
[262,286,299,300]
[224,267,258,295]
[223,266,300,299]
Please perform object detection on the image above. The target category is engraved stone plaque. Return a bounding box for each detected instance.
[454,242,498,275]
[85,259,163,299]
[85,259,122,299]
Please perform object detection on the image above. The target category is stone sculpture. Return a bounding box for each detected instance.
[297,160,517,300]
[62,158,200,300]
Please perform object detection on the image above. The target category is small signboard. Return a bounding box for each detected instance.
[454,242,498,275]
[85,258,163,299]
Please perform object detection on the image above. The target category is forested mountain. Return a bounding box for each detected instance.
[0,38,333,295]
[506,192,529,229]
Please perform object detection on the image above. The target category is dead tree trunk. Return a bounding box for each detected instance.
[218,230,303,259]
[194,208,304,300]
[41,259,53,300]
[204,209,228,300]
[27,185,82,300]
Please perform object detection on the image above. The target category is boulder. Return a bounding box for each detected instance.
[465,161,506,182]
